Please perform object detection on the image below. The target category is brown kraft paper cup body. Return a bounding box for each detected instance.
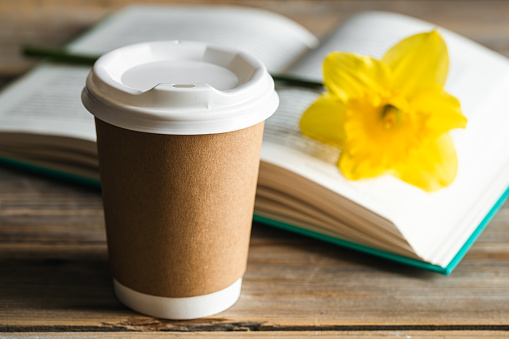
[95,117,264,298]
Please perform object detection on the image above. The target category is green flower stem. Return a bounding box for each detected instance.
[270,74,323,89]
[22,44,324,89]
[23,45,99,65]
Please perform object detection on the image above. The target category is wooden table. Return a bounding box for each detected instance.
[1,1,509,337]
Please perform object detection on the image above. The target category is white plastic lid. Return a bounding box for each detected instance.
[82,40,279,135]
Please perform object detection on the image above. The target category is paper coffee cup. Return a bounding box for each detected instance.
[82,41,278,319]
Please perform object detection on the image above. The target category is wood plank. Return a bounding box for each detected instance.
[0,166,508,331]
[2,331,509,338]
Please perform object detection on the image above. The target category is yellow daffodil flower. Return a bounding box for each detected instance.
[300,30,467,192]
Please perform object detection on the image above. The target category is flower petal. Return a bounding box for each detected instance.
[338,146,388,180]
[382,30,449,99]
[411,86,467,136]
[299,93,347,147]
[394,133,458,192]
[324,52,392,102]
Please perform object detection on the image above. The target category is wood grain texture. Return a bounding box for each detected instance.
[0,165,509,333]
[2,332,509,338]
[1,0,509,336]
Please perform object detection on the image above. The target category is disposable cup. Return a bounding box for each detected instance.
[82,40,278,319]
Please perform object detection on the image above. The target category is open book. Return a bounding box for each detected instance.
[1,5,509,274]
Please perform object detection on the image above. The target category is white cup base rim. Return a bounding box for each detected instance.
[114,278,242,319]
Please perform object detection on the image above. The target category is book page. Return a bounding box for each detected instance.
[0,5,317,143]
[68,5,318,74]
[262,12,509,266]
[0,64,95,140]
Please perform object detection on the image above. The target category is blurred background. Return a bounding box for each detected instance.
[1,0,509,84]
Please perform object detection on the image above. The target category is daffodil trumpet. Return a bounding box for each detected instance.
[300,30,467,192]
